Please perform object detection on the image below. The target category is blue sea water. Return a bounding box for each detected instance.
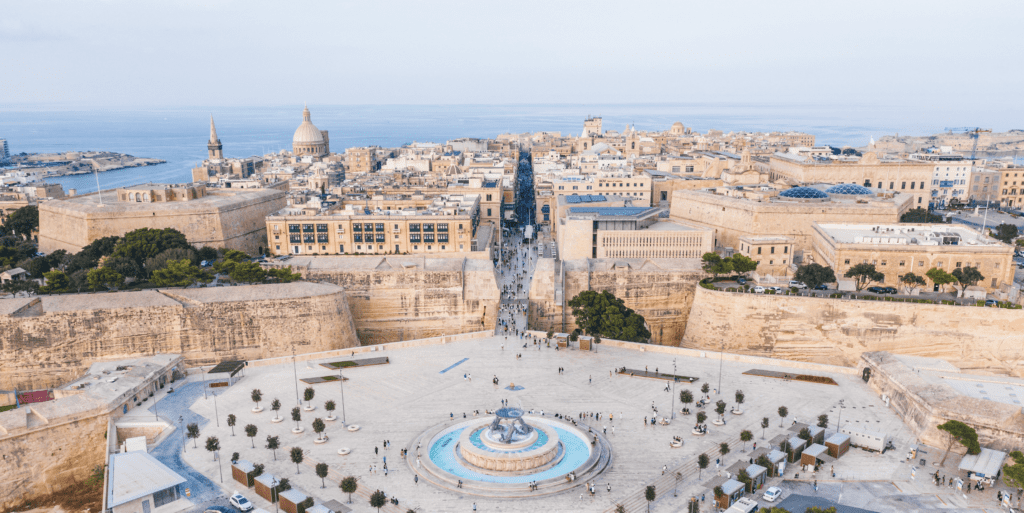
[0,103,1021,193]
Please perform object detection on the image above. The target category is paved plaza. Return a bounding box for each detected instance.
[135,332,1016,513]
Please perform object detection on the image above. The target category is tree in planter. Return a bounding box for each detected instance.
[271,398,282,420]
[794,263,836,290]
[679,389,693,411]
[817,414,829,429]
[325,400,337,420]
[252,463,265,479]
[701,382,710,397]
[245,424,258,448]
[926,268,957,294]
[761,417,770,439]
[290,447,304,473]
[266,435,280,460]
[899,272,926,294]
[315,462,329,488]
[340,476,358,504]
[291,407,302,430]
[756,454,773,476]
[740,430,753,450]
[277,477,291,492]
[186,423,200,448]
[227,414,237,436]
[937,420,980,465]
[303,387,315,408]
[205,436,220,461]
[844,263,885,291]
[251,389,263,410]
[312,418,326,441]
[696,412,707,426]
[369,489,387,512]
[719,442,730,458]
[778,406,789,427]
[644,485,656,512]
[951,266,984,292]
[734,390,745,412]
[697,453,710,479]
[715,400,727,421]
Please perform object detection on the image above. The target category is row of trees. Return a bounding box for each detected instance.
[701,253,758,279]
[790,261,986,293]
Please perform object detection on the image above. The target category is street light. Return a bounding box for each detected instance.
[271,477,280,513]
[216,450,223,483]
[338,365,347,425]
[179,416,185,453]
[292,345,301,406]
[212,385,220,427]
[671,358,677,420]
[202,365,208,400]
[718,340,724,395]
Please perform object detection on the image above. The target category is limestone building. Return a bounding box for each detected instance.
[811,222,1014,292]
[908,153,972,208]
[996,165,1024,208]
[556,205,711,260]
[38,184,286,255]
[769,151,934,208]
[292,105,329,158]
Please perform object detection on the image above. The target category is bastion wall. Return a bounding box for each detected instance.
[682,286,1024,376]
[0,282,359,390]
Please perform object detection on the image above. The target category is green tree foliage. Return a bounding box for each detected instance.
[719,442,730,456]
[251,389,262,409]
[701,252,733,278]
[290,446,304,473]
[252,463,264,477]
[271,398,282,419]
[245,424,258,448]
[0,242,37,268]
[679,389,693,407]
[761,417,770,438]
[926,267,957,293]
[205,436,220,460]
[110,228,190,269]
[291,406,302,428]
[740,430,753,450]
[1002,450,1024,489]
[794,263,837,289]
[568,290,650,343]
[144,247,198,275]
[266,435,280,460]
[696,411,707,425]
[303,387,315,405]
[817,414,829,429]
[186,422,200,448]
[103,256,145,280]
[268,266,303,283]
[2,205,39,240]
[900,272,926,292]
[230,261,266,283]
[299,497,314,513]
[778,406,789,427]
[340,476,358,503]
[315,462,329,488]
[697,453,710,479]
[27,256,52,277]
[276,477,291,492]
[369,489,387,512]
[991,223,1019,244]
[937,420,980,465]
[150,259,211,287]
[39,270,70,293]
[737,468,752,492]
[645,485,656,512]
[86,267,124,291]
[951,266,984,288]
[798,427,812,442]
[312,418,326,441]
[65,236,121,274]
[224,249,250,262]
[227,414,236,436]
[197,246,219,262]
[730,254,759,275]
[900,207,944,223]
[844,263,885,291]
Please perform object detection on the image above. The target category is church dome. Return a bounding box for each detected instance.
[293,106,325,145]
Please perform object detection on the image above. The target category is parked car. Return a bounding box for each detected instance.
[736,277,747,285]
[763,486,783,502]
[882,287,898,294]
[769,286,784,293]
[813,284,829,290]
[753,286,766,293]
[229,493,253,512]
[985,299,999,307]
[788,280,807,289]
[866,286,884,294]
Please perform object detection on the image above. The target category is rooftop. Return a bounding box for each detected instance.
[814,223,1005,248]
[107,451,187,507]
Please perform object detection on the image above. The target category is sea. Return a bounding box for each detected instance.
[1,103,1021,193]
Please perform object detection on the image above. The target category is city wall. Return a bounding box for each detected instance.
[682,286,1024,377]
[528,258,703,345]
[293,256,500,344]
[0,282,359,390]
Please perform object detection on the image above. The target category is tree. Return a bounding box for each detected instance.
[805,508,838,513]
[103,256,145,281]
[761,417,770,439]
[86,267,124,291]
[991,223,1019,244]
[735,390,745,410]
[224,249,250,262]
[713,485,725,503]
[937,420,980,465]
[679,389,693,409]
[696,411,707,425]
[794,263,837,290]
[229,261,266,283]
[244,424,258,448]
[644,485,656,512]
[144,247,198,276]
[205,436,220,460]
[567,290,651,342]
[232,452,240,463]
[701,383,710,396]
[899,272,926,293]
[369,489,387,512]
[715,400,727,419]
[290,447,304,473]
[701,252,733,278]
[798,427,812,443]
[39,270,70,294]
[277,477,291,492]
[197,246,219,262]
[27,256,52,278]
[1002,450,1024,490]
[251,389,263,410]
[615,505,627,513]
[268,266,303,283]
[303,387,315,407]
[698,453,710,479]
[151,259,211,287]
[719,442,730,457]
[340,476,358,504]
[110,228,190,269]
[266,435,280,460]
[730,254,758,276]
[844,263,884,291]
[299,497,314,513]
[325,400,336,418]
[312,418,326,441]
[951,266,984,289]
[186,422,200,448]
[740,430,753,450]
[271,398,282,420]
[315,462,329,488]
[291,407,302,430]
[817,414,829,429]
[778,406,789,427]
[227,414,237,436]
[737,468,752,493]
[756,454,773,476]
[3,205,39,240]
[900,207,943,223]
[926,267,957,293]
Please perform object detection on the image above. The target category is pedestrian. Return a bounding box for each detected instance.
[375,446,379,455]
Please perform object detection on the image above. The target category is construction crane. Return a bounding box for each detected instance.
[943,127,993,160]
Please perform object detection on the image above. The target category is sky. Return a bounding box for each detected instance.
[2,0,1023,109]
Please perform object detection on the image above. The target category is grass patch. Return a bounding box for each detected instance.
[326,361,359,368]
[0,404,16,412]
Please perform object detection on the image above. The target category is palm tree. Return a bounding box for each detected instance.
[761,417,770,439]
[271,398,282,420]
[227,414,236,436]
[266,435,280,460]
[251,389,263,410]
[290,447,304,473]
[245,424,258,448]
[645,485,656,512]
[778,405,788,427]
[205,436,220,461]
[312,418,326,441]
[698,453,710,479]
[186,422,200,448]
[325,400,336,420]
[369,489,387,512]
[315,462,329,488]
[340,476,358,504]
[303,387,315,408]
[740,430,753,450]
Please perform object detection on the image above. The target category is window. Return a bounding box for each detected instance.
[487,208,492,216]
[410,234,421,243]
[844,259,850,265]
[901,182,906,189]
[423,223,434,232]
[438,233,449,243]
[783,246,788,254]
[881,260,886,266]
[316,224,328,232]
[376,234,385,242]
[353,223,362,232]
[770,247,775,254]
[661,191,668,201]
[363,223,373,232]
[543,213,549,221]
[956,262,962,268]
[920,182,925,189]
[303,234,315,243]
[302,224,314,232]
[757,247,761,254]
[289,224,301,233]
[424,233,435,243]
[910,182,915,190]
[458,224,463,230]
[354,234,363,242]
[686,166,694,173]
[375,223,384,232]
[899,260,905,266]
[770,260,774,265]
[317,234,329,243]
[486,194,492,201]
[289,235,301,243]
[889,182,894,189]
[274,235,279,240]
[153,486,181,508]
[937,261,943,268]
[438,223,448,232]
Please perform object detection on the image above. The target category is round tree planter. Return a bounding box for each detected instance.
[731,409,743,415]
[252,407,264,413]
[325,415,337,422]
[292,427,305,434]
[271,417,284,423]
[712,419,726,426]
[338,448,351,456]
[347,425,360,432]
[303,406,316,412]
[691,429,706,436]
[313,438,328,444]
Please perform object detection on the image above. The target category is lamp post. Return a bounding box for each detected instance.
[272,477,280,513]
[212,385,220,427]
[292,345,300,406]
[179,416,185,453]
[338,366,347,425]
[671,358,677,420]
[216,450,223,483]
[202,365,208,400]
[718,340,724,396]
[836,399,845,431]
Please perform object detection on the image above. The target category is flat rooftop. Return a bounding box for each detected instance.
[645,220,699,232]
[815,223,1003,247]
[893,354,1024,407]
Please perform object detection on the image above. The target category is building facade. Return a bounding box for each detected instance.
[556,206,711,260]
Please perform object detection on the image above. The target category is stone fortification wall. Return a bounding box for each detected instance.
[289,256,499,344]
[683,286,1024,376]
[529,258,702,345]
[0,282,359,390]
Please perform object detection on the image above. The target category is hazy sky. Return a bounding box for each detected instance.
[3,0,1022,108]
